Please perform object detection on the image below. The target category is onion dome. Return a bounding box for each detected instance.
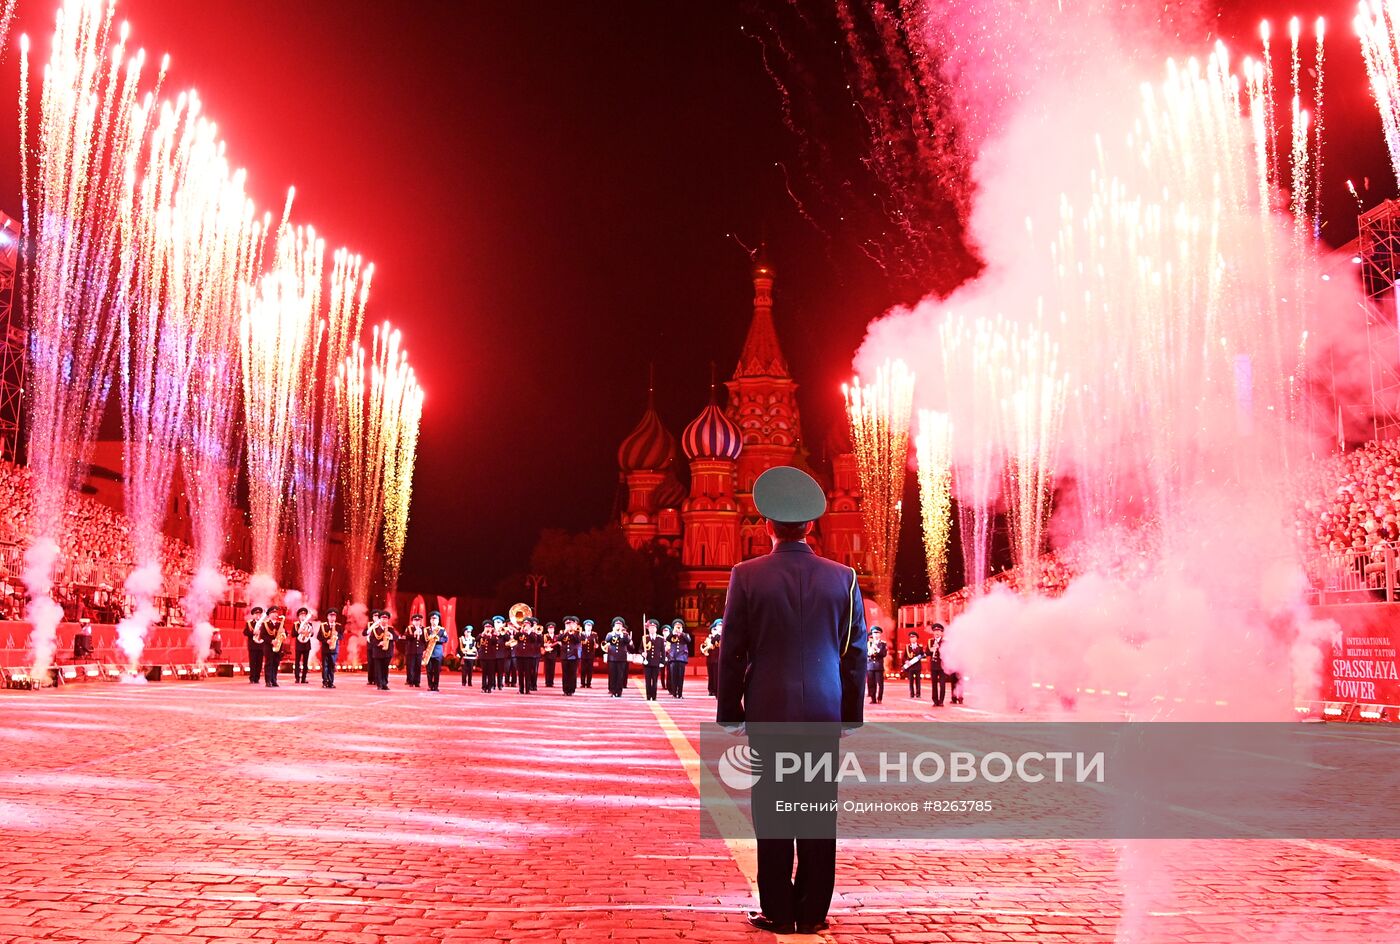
[653,472,686,510]
[683,384,743,461]
[618,389,676,473]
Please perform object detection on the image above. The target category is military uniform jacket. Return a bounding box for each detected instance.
[867,640,888,673]
[581,631,597,657]
[406,626,426,657]
[560,629,582,660]
[294,621,315,648]
[604,629,631,663]
[643,633,666,667]
[460,634,477,658]
[902,643,925,671]
[667,631,691,663]
[718,541,867,726]
[368,626,392,659]
[518,629,542,658]
[317,622,338,652]
[477,631,496,659]
[425,625,446,660]
[265,620,286,654]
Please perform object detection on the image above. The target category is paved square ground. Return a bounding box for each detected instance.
[1,674,1397,943]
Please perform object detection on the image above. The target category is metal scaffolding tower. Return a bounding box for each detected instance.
[1357,200,1400,442]
[0,212,22,463]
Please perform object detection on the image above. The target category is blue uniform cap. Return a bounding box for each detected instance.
[753,465,827,524]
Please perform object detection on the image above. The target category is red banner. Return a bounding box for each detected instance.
[1318,605,1400,705]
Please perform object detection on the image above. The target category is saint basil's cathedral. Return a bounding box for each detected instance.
[615,251,877,625]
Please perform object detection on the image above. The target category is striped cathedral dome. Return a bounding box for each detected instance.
[618,394,676,472]
[682,390,743,461]
[652,472,686,509]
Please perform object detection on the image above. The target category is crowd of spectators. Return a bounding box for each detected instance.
[1293,440,1400,596]
[1294,440,1400,556]
[0,460,249,623]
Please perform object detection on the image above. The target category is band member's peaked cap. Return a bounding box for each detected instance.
[753,466,826,524]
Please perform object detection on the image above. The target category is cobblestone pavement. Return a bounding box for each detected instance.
[1,674,1397,943]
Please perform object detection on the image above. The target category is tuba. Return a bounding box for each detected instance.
[509,602,533,626]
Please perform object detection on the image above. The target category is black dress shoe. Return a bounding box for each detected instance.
[795,920,829,934]
[746,912,794,934]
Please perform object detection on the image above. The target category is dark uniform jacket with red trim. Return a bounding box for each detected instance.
[716,541,867,726]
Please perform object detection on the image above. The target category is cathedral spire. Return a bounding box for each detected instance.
[733,244,788,379]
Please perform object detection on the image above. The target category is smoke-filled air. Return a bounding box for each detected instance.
[847,0,1372,722]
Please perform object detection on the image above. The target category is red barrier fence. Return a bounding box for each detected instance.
[0,620,247,668]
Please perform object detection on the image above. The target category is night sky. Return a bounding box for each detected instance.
[0,1,1394,600]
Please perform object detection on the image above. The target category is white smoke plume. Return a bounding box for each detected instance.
[247,572,278,610]
[185,565,228,666]
[23,537,62,684]
[115,563,163,673]
[344,602,368,665]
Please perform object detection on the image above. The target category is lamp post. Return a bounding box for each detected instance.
[525,573,547,615]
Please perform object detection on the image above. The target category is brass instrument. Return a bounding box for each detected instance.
[422,625,442,668]
[508,602,533,626]
[271,619,286,654]
[373,624,391,652]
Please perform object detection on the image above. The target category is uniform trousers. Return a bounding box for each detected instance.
[607,660,628,695]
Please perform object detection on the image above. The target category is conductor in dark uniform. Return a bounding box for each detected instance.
[604,617,631,696]
[717,466,866,936]
[560,616,583,695]
[866,627,887,704]
[666,618,691,698]
[580,620,597,688]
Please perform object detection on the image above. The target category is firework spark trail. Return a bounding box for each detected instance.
[291,249,371,609]
[1312,18,1326,239]
[914,409,953,598]
[938,315,1001,592]
[1,0,16,55]
[1358,0,1400,185]
[18,0,158,680]
[1044,44,1313,545]
[182,178,263,666]
[240,207,319,605]
[751,0,971,289]
[844,359,915,618]
[381,360,422,598]
[341,323,398,607]
[996,316,1067,594]
[114,92,259,671]
[1261,21,1280,192]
